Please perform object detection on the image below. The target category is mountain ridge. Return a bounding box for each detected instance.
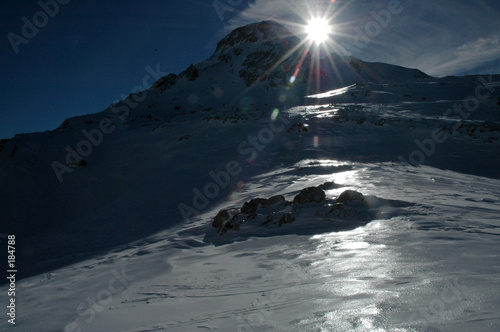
[1,20,435,143]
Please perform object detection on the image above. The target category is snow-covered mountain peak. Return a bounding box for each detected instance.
[145,20,432,107]
[215,20,298,53]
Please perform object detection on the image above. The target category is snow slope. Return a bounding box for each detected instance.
[1,20,500,331]
[2,162,500,331]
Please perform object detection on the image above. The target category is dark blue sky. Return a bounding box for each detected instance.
[1,0,236,139]
[1,0,500,139]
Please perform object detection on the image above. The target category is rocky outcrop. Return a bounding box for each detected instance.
[215,21,296,53]
[336,190,363,203]
[207,180,406,239]
[211,184,332,234]
[152,73,178,93]
[293,187,325,204]
[241,195,288,215]
[180,64,199,81]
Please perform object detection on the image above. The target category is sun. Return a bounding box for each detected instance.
[306,17,331,45]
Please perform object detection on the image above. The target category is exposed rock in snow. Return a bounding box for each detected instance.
[212,208,239,229]
[293,186,326,204]
[179,64,199,81]
[152,73,177,93]
[206,183,415,244]
[336,190,364,203]
[241,195,289,215]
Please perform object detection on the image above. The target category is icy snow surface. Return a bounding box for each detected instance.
[3,162,500,331]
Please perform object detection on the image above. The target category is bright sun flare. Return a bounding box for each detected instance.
[306,18,331,45]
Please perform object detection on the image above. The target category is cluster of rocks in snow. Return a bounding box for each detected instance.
[211,182,378,235]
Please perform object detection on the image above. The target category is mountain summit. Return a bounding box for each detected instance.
[215,21,298,52]
[149,20,429,107]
